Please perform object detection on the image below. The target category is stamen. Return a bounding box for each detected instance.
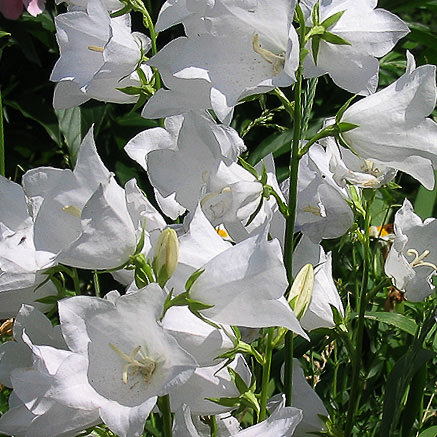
[252,34,285,75]
[110,343,156,384]
[88,45,104,53]
[407,249,437,270]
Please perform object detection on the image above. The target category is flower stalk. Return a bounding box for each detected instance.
[282,3,307,407]
[344,191,374,436]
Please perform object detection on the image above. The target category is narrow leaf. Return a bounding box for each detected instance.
[364,311,418,336]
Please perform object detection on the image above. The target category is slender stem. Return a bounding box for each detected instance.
[259,328,274,421]
[344,194,373,436]
[93,271,101,298]
[158,395,173,437]
[0,90,5,177]
[282,4,307,408]
[70,267,81,295]
[209,415,217,437]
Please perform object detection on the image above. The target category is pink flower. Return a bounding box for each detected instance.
[0,0,45,20]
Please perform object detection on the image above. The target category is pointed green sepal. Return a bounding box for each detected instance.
[311,0,320,26]
[335,95,357,123]
[185,268,205,293]
[238,156,260,180]
[337,122,359,133]
[321,31,352,46]
[320,10,346,29]
[228,367,250,394]
[312,36,321,65]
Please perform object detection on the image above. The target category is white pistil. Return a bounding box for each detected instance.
[110,343,156,384]
[407,249,437,270]
[88,45,104,53]
[252,34,285,75]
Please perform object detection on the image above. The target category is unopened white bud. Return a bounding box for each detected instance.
[288,264,314,320]
[153,228,179,287]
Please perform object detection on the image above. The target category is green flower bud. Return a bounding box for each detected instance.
[152,228,179,287]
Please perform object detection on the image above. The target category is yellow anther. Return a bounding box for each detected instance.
[216,227,229,238]
[303,205,322,217]
[62,205,82,218]
[110,344,156,384]
[88,45,104,53]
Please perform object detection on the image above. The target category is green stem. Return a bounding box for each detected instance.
[259,328,274,421]
[344,194,373,436]
[282,4,307,407]
[209,415,217,437]
[298,124,338,158]
[70,267,81,295]
[93,271,101,298]
[0,90,4,177]
[158,395,173,437]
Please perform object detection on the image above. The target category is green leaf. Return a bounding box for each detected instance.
[364,311,418,336]
[419,426,437,437]
[321,31,352,46]
[247,129,293,165]
[380,347,435,436]
[0,31,11,39]
[414,170,437,219]
[320,10,345,29]
[55,107,82,165]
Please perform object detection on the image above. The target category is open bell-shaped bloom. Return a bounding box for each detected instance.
[279,144,354,243]
[301,0,409,95]
[51,0,151,108]
[54,284,198,436]
[325,135,397,188]
[340,52,437,190]
[385,199,437,301]
[143,0,299,123]
[173,394,303,437]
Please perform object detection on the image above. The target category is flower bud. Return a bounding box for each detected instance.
[153,228,179,287]
[288,264,314,320]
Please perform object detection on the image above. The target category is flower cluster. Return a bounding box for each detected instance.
[1,0,437,436]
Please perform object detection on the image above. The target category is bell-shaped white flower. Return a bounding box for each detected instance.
[144,0,299,123]
[56,284,198,436]
[173,394,303,437]
[170,355,251,415]
[341,52,437,189]
[325,136,397,188]
[0,175,55,293]
[385,199,437,301]
[302,0,409,95]
[188,227,307,338]
[280,144,354,243]
[51,0,150,108]
[22,126,112,256]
